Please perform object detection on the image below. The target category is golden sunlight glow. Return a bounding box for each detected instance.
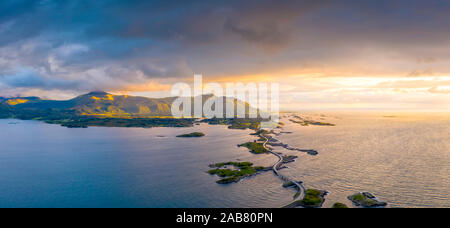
[6,99,29,105]
[94,73,450,111]
[91,94,115,101]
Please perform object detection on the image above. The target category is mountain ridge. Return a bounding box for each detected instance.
[0,91,257,119]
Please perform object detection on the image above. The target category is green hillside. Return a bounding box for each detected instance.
[0,103,13,118]
[2,92,260,118]
[0,92,264,128]
[8,92,176,117]
[68,91,176,117]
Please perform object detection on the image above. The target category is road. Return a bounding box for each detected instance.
[261,134,306,200]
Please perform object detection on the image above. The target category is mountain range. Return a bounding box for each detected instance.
[0,91,260,121]
[0,92,175,117]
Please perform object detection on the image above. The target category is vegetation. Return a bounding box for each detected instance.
[238,142,268,154]
[176,132,205,137]
[212,161,253,168]
[50,117,195,128]
[290,119,335,126]
[250,129,271,141]
[0,92,261,129]
[249,129,270,135]
[282,155,298,163]
[350,193,365,201]
[283,189,327,208]
[348,192,387,208]
[208,162,268,184]
[289,115,335,126]
[229,121,260,130]
[0,102,192,128]
[300,189,326,207]
[0,104,13,118]
[201,118,263,130]
[332,202,349,208]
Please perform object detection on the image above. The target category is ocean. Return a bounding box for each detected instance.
[0,112,448,208]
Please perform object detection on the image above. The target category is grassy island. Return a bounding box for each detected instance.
[208,162,269,184]
[283,189,327,208]
[332,202,349,208]
[238,142,268,154]
[300,189,327,208]
[176,132,205,137]
[348,192,387,208]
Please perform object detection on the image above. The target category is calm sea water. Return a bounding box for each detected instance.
[278,112,450,208]
[0,112,448,208]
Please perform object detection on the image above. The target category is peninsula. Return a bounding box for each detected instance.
[0,92,263,129]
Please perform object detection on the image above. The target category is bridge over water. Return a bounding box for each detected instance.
[261,134,305,201]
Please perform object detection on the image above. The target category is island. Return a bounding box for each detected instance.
[0,92,334,208]
[348,192,387,208]
[289,115,335,126]
[238,142,268,154]
[282,155,298,164]
[289,119,335,126]
[176,132,205,137]
[283,189,328,208]
[331,202,349,208]
[0,92,263,129]
[207,162,270,184]
[267,138,318,156]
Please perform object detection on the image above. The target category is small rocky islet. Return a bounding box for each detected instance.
[348,192,388,208]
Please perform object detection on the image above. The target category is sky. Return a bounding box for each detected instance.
[0,0,449,111]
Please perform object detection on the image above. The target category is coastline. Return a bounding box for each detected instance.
[2,113,449,207]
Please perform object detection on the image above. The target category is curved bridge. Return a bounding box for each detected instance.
[262,134,305,200]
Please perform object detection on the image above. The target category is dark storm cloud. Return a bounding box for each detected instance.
[0,68,83,90]
[1,0,450,94]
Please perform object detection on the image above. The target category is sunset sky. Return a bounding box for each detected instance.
[0,0,449,111]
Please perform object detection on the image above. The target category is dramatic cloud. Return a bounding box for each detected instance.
[0,68,82,89]
[0,0,449,110]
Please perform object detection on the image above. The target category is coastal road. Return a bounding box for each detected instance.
[261,134,306,201]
